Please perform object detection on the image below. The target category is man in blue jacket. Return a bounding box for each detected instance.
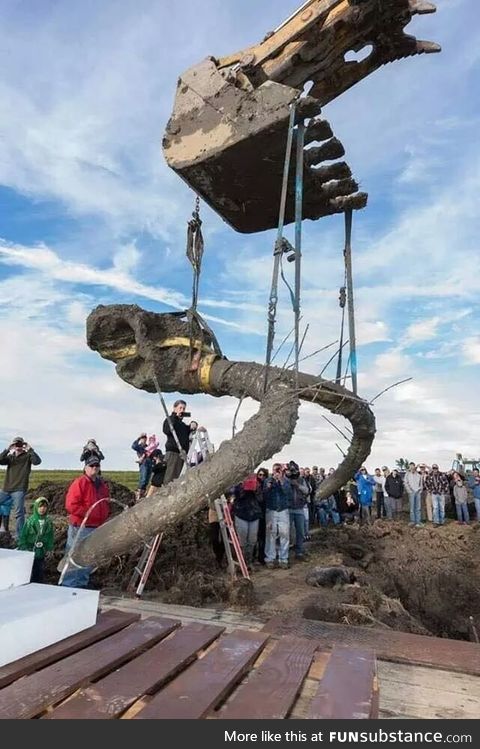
[263,463,292,569]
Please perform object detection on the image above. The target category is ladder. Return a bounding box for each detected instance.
[214,497,250,580]
[127,428,214,597]
[127,533,164,597]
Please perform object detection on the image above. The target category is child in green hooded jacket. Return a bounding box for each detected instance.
[17,496,54,583]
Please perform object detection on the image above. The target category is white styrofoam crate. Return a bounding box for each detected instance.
[0,548,34,590]
[0,583,99,667]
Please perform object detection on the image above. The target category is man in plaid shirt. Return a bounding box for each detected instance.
[424,464,450,526]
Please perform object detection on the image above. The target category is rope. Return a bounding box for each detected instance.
[185,195,223,363]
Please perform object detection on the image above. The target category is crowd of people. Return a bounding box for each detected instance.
[211,461,480,572]
[2,406,479,586]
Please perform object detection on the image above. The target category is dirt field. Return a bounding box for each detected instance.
[2,479,479,641]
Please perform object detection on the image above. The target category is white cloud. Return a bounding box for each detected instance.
[462,338,480,365]
[403,317,441,344]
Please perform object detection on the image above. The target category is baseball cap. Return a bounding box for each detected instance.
[13,436,24,444]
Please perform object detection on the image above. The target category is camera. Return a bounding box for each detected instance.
[284,460,300,480]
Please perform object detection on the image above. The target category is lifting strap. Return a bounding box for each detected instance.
[343,208,358,395]
[264,104,296,385]
[264,102,304,391]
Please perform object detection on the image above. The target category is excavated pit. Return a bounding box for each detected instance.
[2,479,478,641]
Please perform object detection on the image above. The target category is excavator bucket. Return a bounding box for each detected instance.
[163,0,439,233]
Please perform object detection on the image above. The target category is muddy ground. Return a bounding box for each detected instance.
[3,480,479,641]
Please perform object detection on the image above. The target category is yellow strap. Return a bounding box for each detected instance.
[102,337,214,361]
[159,337,213,354]
[198,353,217,393]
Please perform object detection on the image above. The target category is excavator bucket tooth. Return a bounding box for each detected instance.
[163,0,439,233]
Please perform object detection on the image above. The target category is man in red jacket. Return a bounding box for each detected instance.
[60,456,110,588]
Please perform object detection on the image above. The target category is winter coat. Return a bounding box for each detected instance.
[264,477,292,513]
[424,472,450,495]
[65,475,110,527]
[404,470,423,494]
[131,439,148,458]
[304,476,316,502]
[289,477,310,510]
[17,498,54,559]
[337,491,359,515]
[0,448,42,492]
[151,461,166,488]
[355,472,376,506]
[453,484,468,504]
[385,474,404,499]
[162,415,190,454]
[233,488,263,523]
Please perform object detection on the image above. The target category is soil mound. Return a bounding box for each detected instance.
[26,479,135,514]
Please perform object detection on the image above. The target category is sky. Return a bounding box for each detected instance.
[0,0,478,472]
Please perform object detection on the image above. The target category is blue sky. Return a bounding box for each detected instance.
[0,0,478,471]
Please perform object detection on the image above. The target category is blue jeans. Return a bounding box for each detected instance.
[60,525,96,588]
[265,509,290,563]
[384,496,395,520]
[234,517,259,563]
[138,459,152,490]
[290,509,306,557]
[408,491,422,524]
[303,506,309,536]
[432,494,445,525]
[317,507,340,527]
[455,502,470,523]
[0,489,26,537]
[475,498,480,521]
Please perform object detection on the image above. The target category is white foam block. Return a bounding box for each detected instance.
[0,583,99,667]
[0,548,34,590]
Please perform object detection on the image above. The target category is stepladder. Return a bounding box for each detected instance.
[126,533,164,597]
[214,497,250,581]
[127,428,215,597]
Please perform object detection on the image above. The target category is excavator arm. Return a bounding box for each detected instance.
[162,0,439,233]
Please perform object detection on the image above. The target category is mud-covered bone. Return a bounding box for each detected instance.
[72,304,376,568]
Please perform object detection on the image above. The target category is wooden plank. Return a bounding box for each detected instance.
[309,647,378,719]
[220,637,317,719]
[46,623,225,719]
[133,629,269,719]
[378,661,480,721]
[0,617,179,719]
[290,652,333,720]
[0,609,139,689]
[101,596,265,630]
[264,616,480,676]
